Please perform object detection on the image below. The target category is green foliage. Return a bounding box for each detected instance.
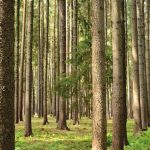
[55,39,92,101]
[15,118,150,150]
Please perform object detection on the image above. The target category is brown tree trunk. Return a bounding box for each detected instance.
[43,0,49,125]
[52,0,57,117]
[145,0,150,126]
[91,0,106,149]
[123,0,128,146]
[136,0,147,130]
[0,0,15,148]
[72,0,79,125]
[15,0,20,124]
[111,0,127,149]
[37,0,43,118]
[131,0,142,134]
[24,0,34,137]
[55,0,59,120]
[57,0,69,130]
[19,0,27,122]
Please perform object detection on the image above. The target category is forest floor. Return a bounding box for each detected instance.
[15,117,150,150]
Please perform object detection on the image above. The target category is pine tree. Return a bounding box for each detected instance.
[24,0,34,137]
[0,0,15,148]
[131,0,142,133]
[92,0,106,149]
[111,0,127,149]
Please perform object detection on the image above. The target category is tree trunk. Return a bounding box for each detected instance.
[0,0,15,148]
[52,0,57,117]
[123,0,128,145]
[43,0,49,125]
[131,0,142,134]
[37,0,44,117]
[24,0,34,137]
[56,0,59,122]
[111,0,127,149]
[145,0,150,126]
[136,0,147,130]
[72,0,79,125]
[19,0,27,122]
[15,0,20,124]
[91,0,106,149]
[57,0,69,130]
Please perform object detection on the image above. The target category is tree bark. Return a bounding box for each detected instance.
[72,0,79,125]
[131,0,142,134]
[111,0,127,149]
[43,0,49,125]
[24,0,34,137]
[15,0,20,124]
[136,0,147,130]
[91,0,106,149]
[145,0,150,126]
[0,0,15,148]
[19,0,27,122]
[57,0,69,130]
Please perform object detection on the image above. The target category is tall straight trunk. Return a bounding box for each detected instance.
[41,0,44,117]
[149,0,150,126]
[38,0,44,117]
[72,0,79,125]
[131,0,142,133]
[69,0,73,120]
[43,0,49,125]
[24,0,34,137]
[19,0,27,122]
[91,0,106,150]
[15,0,20,124]
[141,0,148,128]
[136,0,147,130]
[0,0,15,149]
[52,0,57,117]
[66,0,70,119]
[66,0,70,120]
[111,0,126,149]
[145,0,150,126]
[56,0,60,122]
[57,0,69,130]
[37,0,40,117]
[123,0,128,145]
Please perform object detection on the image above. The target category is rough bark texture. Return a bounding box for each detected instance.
[43,0,49,125]
[131,0,142,134]
[122,1,128,146]
[145,0,150,126]
[19,0,27,122]
[56,0,60,123]
[57,0,69,130]
[37,0,43,118]
[136,0,147,130]
[0,0,15,149]
[72,0,79,125]
[149,0,150,125]
[24,0,34,137]
[111,0,126,149]
[52,0,57,118]
[15,0,20,124]
[91,0,106,149]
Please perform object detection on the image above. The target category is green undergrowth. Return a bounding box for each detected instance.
[15,117,150,150]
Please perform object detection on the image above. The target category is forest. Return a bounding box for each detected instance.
[0,0,150,150]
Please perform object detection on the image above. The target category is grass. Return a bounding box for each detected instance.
[15,117,150,150]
